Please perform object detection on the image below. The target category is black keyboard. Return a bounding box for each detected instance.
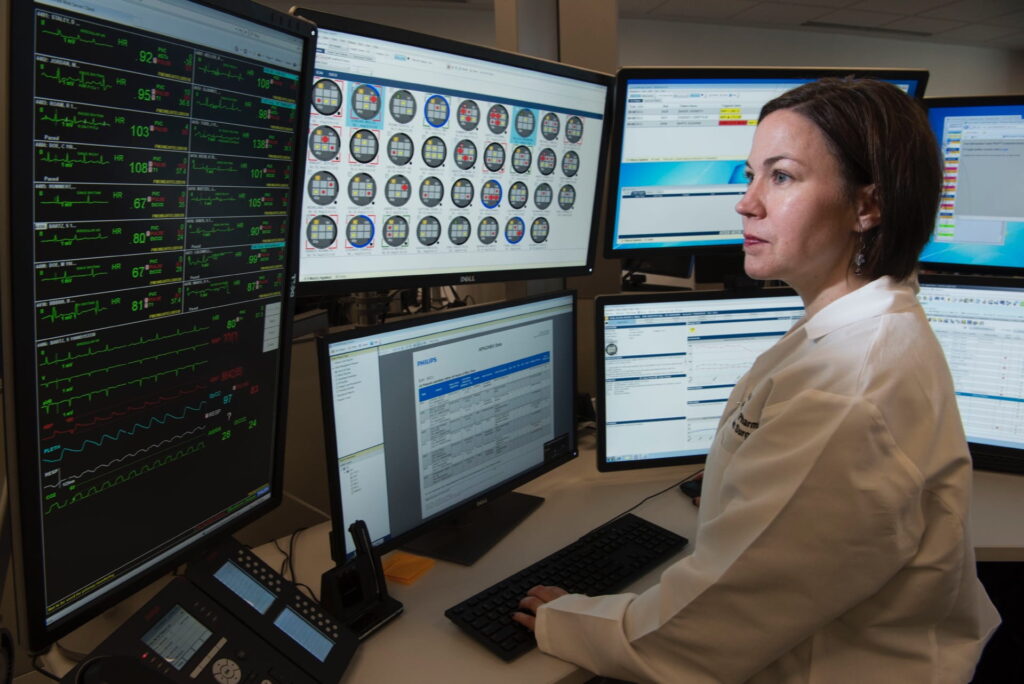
[445,514,688,661]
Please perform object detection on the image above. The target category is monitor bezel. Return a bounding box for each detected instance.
[2,0,316,652]
[595,285,799,472]
[290,8,614,296]
[316,289,579,564]
[603,66,930,260]
[919,94,1024,277]
[917,273,1024,471]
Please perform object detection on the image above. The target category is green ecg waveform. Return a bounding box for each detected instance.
[39,108,111,130]
[40,360,209,414]
[41,341,210,388]
[193,129,242,145]
[41,28,113,48]
[192,159,241,174]
[38,150,112,167]
[39,300,106,323]
[44,441,205,514]
[198,95,241,112]
[39,64,113,91]
[39,265,108,283]
[39,191,107,208]
[39,324,210,366]
[198,63,244,80]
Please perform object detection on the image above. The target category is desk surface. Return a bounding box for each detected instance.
[249,435,1024,684]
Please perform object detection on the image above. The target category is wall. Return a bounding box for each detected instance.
[619,18,1020,97]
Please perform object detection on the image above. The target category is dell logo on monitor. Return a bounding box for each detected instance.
[460,275,476,283]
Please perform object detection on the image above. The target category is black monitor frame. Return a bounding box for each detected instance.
[3,0,315,652]
[917,273,1024,473]
[919,95,1024,277]
[603,66,930,261]
[316,290,578,565]
[595,286,800,472]
[291,8,614,296]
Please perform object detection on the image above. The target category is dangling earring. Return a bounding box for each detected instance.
[853,232,866,277]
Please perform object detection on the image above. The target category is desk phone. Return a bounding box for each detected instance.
[61,539,358,684]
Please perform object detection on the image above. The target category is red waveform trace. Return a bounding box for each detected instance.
[40,383,207,442]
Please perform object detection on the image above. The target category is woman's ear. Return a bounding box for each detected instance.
[855,184,881,232]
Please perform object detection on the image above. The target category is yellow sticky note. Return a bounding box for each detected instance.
[383,551,435,585]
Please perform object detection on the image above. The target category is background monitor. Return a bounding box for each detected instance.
[920,96,1024,275]
[3,0,314,651]
[919,275,1024,474]
[604,67,929,260]
[317,292,577,565]
[291,9,613,294]
[596,287,802,471]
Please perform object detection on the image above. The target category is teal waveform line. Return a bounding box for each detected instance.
[39,325,210,367]
[40,341,210,388]
[44,440,206,515]
[40,383,207,440]
[40,360,209,414]
[43,403,208,462]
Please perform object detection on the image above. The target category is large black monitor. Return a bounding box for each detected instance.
[2,0,314,652]
[317,292,577,565]
[919,275,1024,474]
[595,287,803,471]
[919,96,1024,275]
[290,9,613,294]
[604,67,928,260]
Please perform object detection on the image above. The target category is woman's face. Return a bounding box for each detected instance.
[735,109,867,296]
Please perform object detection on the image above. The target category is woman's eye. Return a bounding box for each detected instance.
[743,171,754,184]
[771,170,791,184]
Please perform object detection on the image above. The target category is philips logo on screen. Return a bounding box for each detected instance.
[417,357,438,367]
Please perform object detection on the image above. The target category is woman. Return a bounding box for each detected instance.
[513,79,1000,683]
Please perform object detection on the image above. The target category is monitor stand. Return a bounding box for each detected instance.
[402,491,543,565]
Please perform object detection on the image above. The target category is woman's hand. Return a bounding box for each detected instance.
[512,585,568,631]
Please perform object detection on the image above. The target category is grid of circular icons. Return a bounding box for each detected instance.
[425,95,450,127]
[384,216,409,247]
[566,115,583,143]
[558,184,576,210]
[454,139,477,170]
[422,136,447,168]
[307,215,337,249]
[419,176,444,207]
[531,217,550,243]
[561,150,579,177]
[537,148,556,175]
[313,79,342,116]
[512,146,532,174]
[487,104,509,134]
[505,216,525,244]
[448,216,471,245]
[349,129,379,163]
[308,171,339,205]
[389,89,416,124]
[385,174,411,206]
[484,143,505,172]
[348,173,376,205]
[451,179,474,208]
[508,181,529,209]
[457,100,480,131]
[541,112,560,140]
[481,180,502,208]
[515,109,535,137]
[309,125,341,161]
[417,216,441,246]
[346,215,374,248]
[534,182,553,209]
[478,216,499,244]
[352,84,381,120]
[387,133,414,165]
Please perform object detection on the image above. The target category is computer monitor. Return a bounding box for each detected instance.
[290,8,613,294]
[919,96,1024,275]
[605,67,928,260]
[317,291,577,565]
[2,0,314,651]
[918,275,1024,474]
[595,287,803,471]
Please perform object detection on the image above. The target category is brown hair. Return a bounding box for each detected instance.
[760,78,941,281]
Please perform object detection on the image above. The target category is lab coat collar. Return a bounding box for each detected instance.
[803,276,919,342]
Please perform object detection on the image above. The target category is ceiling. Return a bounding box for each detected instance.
[275,0,1024,50]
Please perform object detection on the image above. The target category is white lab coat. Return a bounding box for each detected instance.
[536,277,1000,683]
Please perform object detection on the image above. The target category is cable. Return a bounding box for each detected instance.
[606,469,704,526]
[273,537,289,577]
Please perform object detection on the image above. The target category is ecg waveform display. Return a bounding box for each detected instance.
[21,3,303,621]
